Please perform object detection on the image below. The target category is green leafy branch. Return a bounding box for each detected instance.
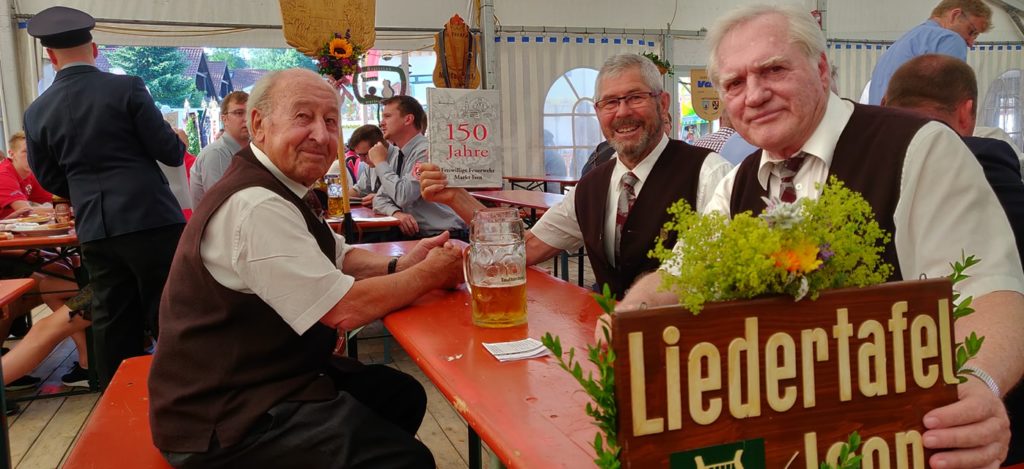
[541,284,620,469]
[820,431,863,469]
[949,252,985,382]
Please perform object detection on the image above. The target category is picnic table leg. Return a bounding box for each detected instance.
[468,427,482,469]
[559,252,569,282]
[0,359,12,469]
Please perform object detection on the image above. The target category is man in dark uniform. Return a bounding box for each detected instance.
[23,6,186,387]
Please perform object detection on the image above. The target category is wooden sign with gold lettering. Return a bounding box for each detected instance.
[612,279,959,468]
[278,0,376,56]
[690,69,722,122]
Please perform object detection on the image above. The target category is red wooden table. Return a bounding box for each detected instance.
[0,278,38,469]
[503,175,579,192]
[0,232,78,250]
[327,206,402,242]
[357,241,600,468]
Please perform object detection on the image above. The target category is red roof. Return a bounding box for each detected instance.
[179,47,205,79]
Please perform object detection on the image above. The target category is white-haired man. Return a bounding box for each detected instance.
[605,5,1023,467]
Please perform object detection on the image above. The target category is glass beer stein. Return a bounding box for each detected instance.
[325,175,344,219]
[463,207,527,327]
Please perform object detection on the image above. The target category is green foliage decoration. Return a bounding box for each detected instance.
[541,284,620,469]
[948,252,985,382]
[651,176,893,314]
[820,431,863,469]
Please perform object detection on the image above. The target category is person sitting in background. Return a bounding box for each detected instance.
[1,132,53,218]
[692,112,738,154]
[371,95,467,240]
[189,90,249,206]
[883,53,1024,466]
[345,124,386,206]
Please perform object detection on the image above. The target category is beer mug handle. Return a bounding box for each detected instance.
[461,245,474,296]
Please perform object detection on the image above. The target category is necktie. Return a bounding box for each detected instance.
[614,171,639,261]
[778,155,806,203]
[303,190,325,221]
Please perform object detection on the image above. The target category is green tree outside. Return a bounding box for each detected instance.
[105,47,203,107]
[246,48,316,71]
[207,48,248,69]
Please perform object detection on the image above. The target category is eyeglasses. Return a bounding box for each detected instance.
[959,13,985,39]
[594,91,660,113]
[224,109,246,117]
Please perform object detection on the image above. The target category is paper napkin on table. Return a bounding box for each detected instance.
[482,338,551,362]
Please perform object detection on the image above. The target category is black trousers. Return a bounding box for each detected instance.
[163,364,434,469]
[81,224,183,387]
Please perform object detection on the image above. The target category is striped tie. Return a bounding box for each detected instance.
[778,155,806,203]
[615,171,639,261]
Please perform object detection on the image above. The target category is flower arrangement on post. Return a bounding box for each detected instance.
[641,51,673,76]
[316,30,365,87]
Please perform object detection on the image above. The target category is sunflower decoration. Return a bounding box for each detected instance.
[317,30,365,86]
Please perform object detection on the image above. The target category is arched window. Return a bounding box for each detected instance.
[980,69,1022,149]
[542,68,602,185]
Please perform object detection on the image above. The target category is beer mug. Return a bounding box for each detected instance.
[325,175,344,219]
[463,207,527,327]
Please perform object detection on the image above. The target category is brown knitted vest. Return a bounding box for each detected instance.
[150,147,339,452]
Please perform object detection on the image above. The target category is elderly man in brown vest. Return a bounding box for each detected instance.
[420,53,732,298]
[148,68,463,468]
[605,5,1024,468]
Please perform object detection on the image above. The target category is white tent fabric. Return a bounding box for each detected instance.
[495,33,659,177]
[828,41,1024,106]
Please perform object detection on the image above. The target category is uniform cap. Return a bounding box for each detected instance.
[27,6,95,49]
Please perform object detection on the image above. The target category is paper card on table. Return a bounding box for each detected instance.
[427,88,502,188]
[482,338,550,362]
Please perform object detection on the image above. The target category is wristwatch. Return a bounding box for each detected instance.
[387,256,400,274]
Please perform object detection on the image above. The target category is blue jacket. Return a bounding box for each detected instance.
[24,65,185,243]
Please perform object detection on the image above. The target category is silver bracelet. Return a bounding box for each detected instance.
[961,364,1001,397]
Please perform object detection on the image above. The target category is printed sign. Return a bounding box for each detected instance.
[612,279,959,468]
[691,69,722,121]
[427,88,502,188]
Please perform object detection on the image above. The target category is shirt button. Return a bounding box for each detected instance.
[795,183,803,190]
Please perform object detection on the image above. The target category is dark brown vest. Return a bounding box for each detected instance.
[575,139,711,297]
[729,103,933,281]
[150,147,339,452]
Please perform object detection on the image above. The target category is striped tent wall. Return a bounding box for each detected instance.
[495,33,659,179]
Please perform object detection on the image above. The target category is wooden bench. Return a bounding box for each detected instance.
[63,355,171,469]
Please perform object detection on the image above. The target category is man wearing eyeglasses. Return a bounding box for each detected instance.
[190,90,250,205]
[421,53,732,297]
[867,0,991,105]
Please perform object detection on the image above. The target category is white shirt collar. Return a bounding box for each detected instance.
[249,143,312,198]
[755,92,854,189]
[611,133,668,184]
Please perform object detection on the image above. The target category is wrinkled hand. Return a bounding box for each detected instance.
[923,379,1009,468]
[398,231,451,271]
[422,242,465,289]
[368,141,388,167]
[393,211,419,236]
[419,163,458,205]
[361,193,376,205]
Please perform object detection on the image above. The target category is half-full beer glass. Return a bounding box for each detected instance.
[463,207,527,327]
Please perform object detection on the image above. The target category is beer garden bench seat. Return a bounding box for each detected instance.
[63,355,171,469]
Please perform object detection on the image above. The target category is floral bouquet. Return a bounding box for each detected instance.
[652,176,893,314]
[317,30,365,86]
